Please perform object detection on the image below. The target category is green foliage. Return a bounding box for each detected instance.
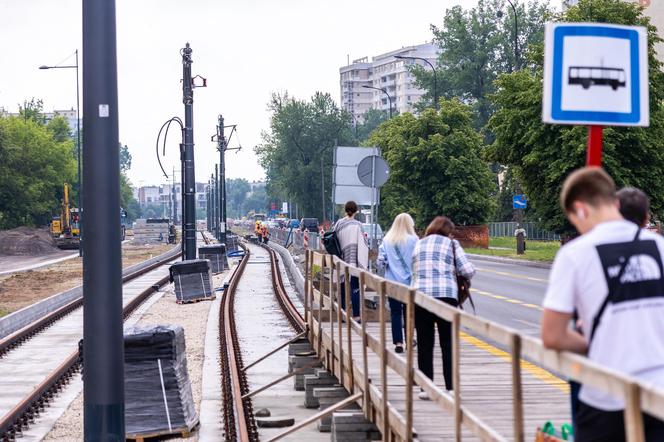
[412,0,552,128]
[466,236,559,262]
[226,178,251,218]
[368,99,496,229]
[0,115,77,228]
[18,98,46,125]
[487,0,664,232]
[244,186,268,214]
[119,143,132,172]
[353,109,390,144]
[47,116,72,142]
[255,92,353,220]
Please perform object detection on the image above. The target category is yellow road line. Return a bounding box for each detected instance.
[471,288,544,311]
[461,332,570,393]
[506,299,522,304]
[476,267,548,283]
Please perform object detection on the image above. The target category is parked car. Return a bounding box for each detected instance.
[361,223,383,244]
[300,218,320,233]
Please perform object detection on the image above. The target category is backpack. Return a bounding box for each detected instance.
[452,240,474,311]
[322,230,342,258]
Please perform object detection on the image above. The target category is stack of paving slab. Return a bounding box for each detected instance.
[198,244,227,274]
[133,218,170,244]
[169,259,215,303]
[124,325,198,439]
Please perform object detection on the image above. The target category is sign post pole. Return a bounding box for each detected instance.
[586,125,604,166]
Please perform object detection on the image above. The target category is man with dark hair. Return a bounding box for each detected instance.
[617,187,650,227]
[542,167,664,441]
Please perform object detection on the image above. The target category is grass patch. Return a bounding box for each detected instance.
[466,236,560,262]
[0,308,8,318]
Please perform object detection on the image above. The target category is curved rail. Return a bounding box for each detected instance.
[0,251,179,439]
[262,244,305,333]
[0,245,181,358]
[219,243,259,441]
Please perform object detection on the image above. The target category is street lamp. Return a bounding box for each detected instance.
[497,0,519,71]
[362,85,393,118]
[40,50,82,256]
[395,55,438,110]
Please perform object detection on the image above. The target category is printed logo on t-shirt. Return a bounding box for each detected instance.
[596,239,664,304]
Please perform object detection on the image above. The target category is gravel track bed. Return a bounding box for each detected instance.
[43,270,228,441]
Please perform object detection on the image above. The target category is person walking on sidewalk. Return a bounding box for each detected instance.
[412,216,475,398]
[617,186,650,228]
[333,201,369,321]
[376,213,418,354]
[541,167,664,441]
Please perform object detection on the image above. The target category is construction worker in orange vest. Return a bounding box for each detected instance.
[261,223,270,244]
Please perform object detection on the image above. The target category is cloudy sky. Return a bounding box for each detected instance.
[1,0,528,188]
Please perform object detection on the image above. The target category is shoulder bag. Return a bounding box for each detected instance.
[452,239,475,311]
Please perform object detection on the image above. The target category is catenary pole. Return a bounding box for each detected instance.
[82,0,125,439]
[217,115,227,244]
[181,43,197,260]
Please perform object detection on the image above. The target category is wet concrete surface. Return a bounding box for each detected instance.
[235,244,326,441]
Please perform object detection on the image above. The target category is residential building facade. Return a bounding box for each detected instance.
[340,43,438,123]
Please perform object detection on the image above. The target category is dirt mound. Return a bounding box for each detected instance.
[0,227,59,256]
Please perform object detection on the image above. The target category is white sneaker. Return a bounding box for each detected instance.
[418,391,430,401]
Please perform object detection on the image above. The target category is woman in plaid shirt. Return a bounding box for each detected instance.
[411,216,475,399]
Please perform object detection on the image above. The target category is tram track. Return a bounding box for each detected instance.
[218,240,306,441]
[0,245,181,441]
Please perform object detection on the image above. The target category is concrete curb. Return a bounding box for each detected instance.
[466,253,552,270]
[269,242,305,301]
[0,252,79,277]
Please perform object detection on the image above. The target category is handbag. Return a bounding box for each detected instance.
[452,239,474,311]
[322,229,342,258]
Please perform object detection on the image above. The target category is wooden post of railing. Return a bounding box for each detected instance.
[345,266,354,394]
[360,272,370,418]
[379,280,389,440]
[406,289,415,442]
[624,382,645,442]
[452,311,461,442]
[510,333,524,442]
[336,261,345,388]
[317,254,324,358]
[329,255,335,377]
[307,250,313,344]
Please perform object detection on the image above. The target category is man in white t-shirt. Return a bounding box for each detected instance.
[541,167,664,441]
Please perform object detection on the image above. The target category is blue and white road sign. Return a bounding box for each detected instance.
[513,195,527,209]
[542,22,649,127]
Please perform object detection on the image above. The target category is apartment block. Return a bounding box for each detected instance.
[340,43,438,123]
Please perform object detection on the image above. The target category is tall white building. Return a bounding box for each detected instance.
[340,43,438,123]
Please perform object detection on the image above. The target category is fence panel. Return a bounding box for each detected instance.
[488,222,560,241]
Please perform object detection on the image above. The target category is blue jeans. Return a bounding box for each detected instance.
[388,298,405,344]
[340,276,360,318]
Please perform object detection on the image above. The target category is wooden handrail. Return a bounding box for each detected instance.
[306,250,664,441]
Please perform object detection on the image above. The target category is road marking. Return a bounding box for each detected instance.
[523,303,544,311]
[515,318,540,328]
[471,288,544,311]
[475,267,548,283]
[461,332,569,393]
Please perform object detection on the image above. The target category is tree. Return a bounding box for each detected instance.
[118,142,139,221]
[18,98,46,125]
[47,116,72,142]
[412,0,552,128]
[353,109,390,143]
[255,92,353,220]
[487,0,664,232]
[0,115,77,228]
[119,143,132,172]
[244,186,268,214]
[225,178,251,218]
[368,99,496,229]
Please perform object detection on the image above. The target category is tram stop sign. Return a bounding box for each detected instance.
[542,22,649,127]
[357,155,389,188]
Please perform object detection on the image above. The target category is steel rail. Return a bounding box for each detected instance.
[0,245,181,358]
[0,260,178,440]
[262,244,305,333]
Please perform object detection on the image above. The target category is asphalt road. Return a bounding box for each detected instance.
[467,257,551,337]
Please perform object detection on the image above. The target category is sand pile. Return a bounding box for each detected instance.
[0,227,60,255]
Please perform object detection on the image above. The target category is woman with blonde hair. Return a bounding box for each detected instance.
[377,213,418,353]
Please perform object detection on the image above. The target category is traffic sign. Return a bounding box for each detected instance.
[357,155,389,188]
[513,195,527,209]
[542,22,649,127]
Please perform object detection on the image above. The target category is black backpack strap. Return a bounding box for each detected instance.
[589,228,641,343]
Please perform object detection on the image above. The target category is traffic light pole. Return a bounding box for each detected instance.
[82,0,125,438]
[181,43,197,260]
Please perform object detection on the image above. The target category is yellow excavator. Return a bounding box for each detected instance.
[50,183,81,249]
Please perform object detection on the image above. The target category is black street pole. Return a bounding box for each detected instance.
[217,115,226,244]
[395,54,438,110]
[362,85,393,118]
[214,168,219,239]
[172,166,177,223]
[82,0,124,439]
[181,43,197,260]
